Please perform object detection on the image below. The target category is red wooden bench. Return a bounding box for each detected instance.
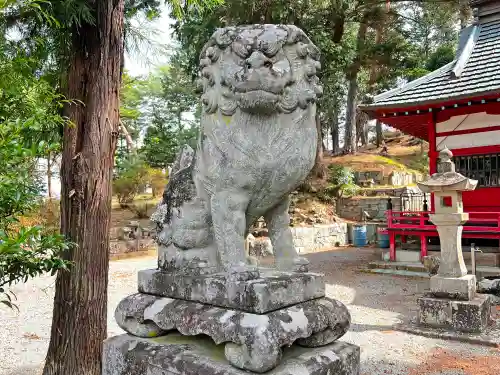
[380,210,500,261]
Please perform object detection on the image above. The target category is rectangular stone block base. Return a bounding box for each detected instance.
[418,294,491,333]
[138,268,325,313]
[102,334,360,375]
[430,274,476,301]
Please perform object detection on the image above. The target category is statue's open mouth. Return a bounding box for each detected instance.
[234,85,283,95]
[229,74,290,96]
[239,88,280,97]
[237,90,281,113]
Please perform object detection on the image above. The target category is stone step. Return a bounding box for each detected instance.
[368,261,426,273]
[366,261,500,279]
[384,249,500,266]
[361,268,429,278]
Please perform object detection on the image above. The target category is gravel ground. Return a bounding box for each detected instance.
[1,247,499,375]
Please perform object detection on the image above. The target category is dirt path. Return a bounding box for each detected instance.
[1,247,499,375]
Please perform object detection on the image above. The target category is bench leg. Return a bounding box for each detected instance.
[420,235,428,261]
[389,233,396,262]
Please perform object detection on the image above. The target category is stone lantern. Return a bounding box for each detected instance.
[418,148,477,279]
[416,148,490,333]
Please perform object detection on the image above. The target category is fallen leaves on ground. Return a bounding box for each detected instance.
[22,333,41,340]
[111,271,133,279]
[407,347,500,375]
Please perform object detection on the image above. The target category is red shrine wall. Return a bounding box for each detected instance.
[433,110,500,212]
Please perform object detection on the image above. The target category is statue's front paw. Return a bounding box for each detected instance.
[246,255,259,267]
[292,257,309,272]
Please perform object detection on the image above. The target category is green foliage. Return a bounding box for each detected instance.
[0,226,70,310]
[0,80,70,309]
[425,44,456,72]
[172,0,464,154]
[140,53,200,168]
[113,155,150,206]
[147,168,168,198]
[326,165,360,198]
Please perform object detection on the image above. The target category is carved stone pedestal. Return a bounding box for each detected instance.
[138,268,325,313]
[103,334,360,375]
[113,292,352,373]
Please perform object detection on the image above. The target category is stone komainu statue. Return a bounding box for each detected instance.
[151,25,322,276]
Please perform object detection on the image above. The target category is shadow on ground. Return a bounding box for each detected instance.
[304,247,429,316]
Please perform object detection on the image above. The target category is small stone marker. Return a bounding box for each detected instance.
[417,148,491,333]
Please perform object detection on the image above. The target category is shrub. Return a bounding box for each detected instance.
[1,227,70,309]
[127,202,150,219]
[147,168,167,198]
[326,165,360,198]
[113,177,139,207]
[18,199,61,235]
[113,155,150,205]
[1,121,70,309]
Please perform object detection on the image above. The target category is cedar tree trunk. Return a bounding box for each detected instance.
[344,20,368,154]
[344,76,358,154]
[376,120,383,147]
[43,1,124,375]
[47,152,52,199]
[356,108,369,147]
[311,113,326,179]
[331,102,340,155]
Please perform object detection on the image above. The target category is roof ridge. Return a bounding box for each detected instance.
[451,24,481,79]
[373,61,456,103]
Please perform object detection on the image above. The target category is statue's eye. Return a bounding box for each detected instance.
[264,61,273,68]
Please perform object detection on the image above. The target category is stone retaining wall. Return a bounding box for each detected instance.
[248,223,348,257]
[337,197,401,221]
[354,170,423,186]
[109,238,155,256]
[291,223,348,254]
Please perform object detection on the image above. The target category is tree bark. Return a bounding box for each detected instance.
[43,1,124,375]
[47,152,52,199]
[376,120,383,147]
[344,19,368,154]
[119,120,135,152]
[344,76,358,154]
[312,113,326,179]
[331,106,340,155]
[369,22,384,148]
[356,108,369,147]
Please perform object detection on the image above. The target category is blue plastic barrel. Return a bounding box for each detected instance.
[353,225,367,247]
[377,227,390,249]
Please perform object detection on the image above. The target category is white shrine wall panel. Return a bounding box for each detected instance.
[436,130,500,151]
[436,112,500,133]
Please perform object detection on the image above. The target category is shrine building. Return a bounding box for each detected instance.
[361,0,500,213]
[360,0,500,265]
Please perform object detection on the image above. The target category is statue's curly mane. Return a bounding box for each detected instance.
[196,25,323,116]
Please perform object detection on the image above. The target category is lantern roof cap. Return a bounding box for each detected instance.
[417,148,478,193]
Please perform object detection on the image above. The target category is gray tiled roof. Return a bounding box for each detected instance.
[361,19,500,111]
